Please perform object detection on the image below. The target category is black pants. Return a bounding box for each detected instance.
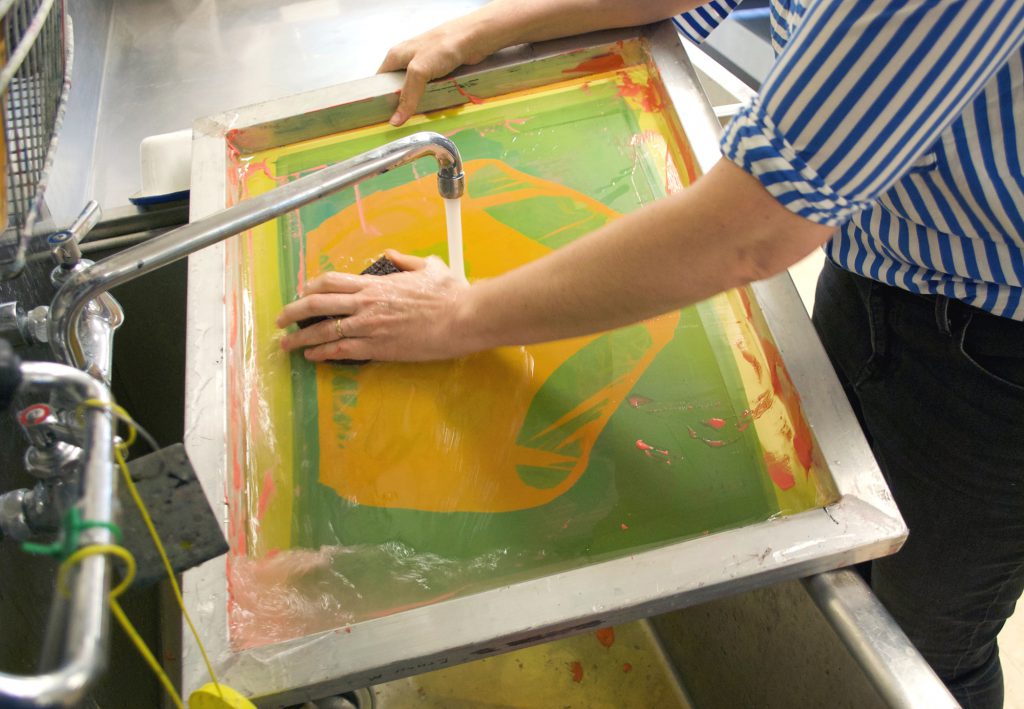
[812,259,1024,708]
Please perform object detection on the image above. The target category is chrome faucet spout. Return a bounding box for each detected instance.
[48,131,465,371]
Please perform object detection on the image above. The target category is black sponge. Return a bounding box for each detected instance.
[297,255,401,364]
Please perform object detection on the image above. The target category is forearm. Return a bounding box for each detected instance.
[449,0,704,60]
[456,159,834,349]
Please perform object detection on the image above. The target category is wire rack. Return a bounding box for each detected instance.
[0,0,70,279]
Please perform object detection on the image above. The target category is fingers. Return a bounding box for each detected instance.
[302,271,364,295]
[389,62,429,126]
[276,292,357,328]
[384,249,428,271]
[279,316,348,352]
[377,44,411,74]
[303,336,374,363]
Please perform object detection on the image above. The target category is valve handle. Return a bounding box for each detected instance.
[0,338,22,411]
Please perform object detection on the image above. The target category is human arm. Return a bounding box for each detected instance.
[379,0,710,125]
[276,158,834,361]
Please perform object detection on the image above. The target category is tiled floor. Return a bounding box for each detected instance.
[787,251,1024,707]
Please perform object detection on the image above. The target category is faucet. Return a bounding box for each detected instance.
[0,340,118,707]
[0,130,464,707]
[48,131,465,373]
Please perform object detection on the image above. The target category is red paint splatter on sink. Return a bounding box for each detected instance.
[764,452,796,490]
[596,628,616,648]
[570,661,584,683]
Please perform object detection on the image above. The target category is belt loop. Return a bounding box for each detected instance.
[935,296,952,336]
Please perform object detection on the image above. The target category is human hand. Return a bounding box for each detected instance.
[276,250,474,362]
[378,21,490,127]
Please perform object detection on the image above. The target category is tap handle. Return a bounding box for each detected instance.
[0,338,22,411]
[47,201,102,268]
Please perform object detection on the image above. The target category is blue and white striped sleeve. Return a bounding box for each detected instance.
[673,0,741,45]
[720,1,1024,226]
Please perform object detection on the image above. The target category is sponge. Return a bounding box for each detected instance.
[297,255,401,364]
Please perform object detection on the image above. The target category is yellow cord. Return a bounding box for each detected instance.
[58,545,185,709]
[79,399,228,702]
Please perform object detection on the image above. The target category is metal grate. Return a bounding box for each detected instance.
[0,0,69,279]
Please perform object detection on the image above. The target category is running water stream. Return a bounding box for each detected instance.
[444,197,466,281]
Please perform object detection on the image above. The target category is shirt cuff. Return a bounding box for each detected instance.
[720,98,873,227]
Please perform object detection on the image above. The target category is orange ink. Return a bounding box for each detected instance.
[596,627,615,648]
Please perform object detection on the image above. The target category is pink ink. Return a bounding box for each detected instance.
[352,184,382,237]
[503,118,527,133]
[232,459,243,493]
[628,395,653,408]
[450,79,484,105]
[255,468,277,521]
[706,418,727,430]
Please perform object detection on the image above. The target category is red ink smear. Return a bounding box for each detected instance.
[707,418,727,430]
[704,439,728,448]
[623,662,633,673]
[564,54,626,74]
[620,523,629,530]
[616,71,663,112]
[739,287,755,321]
[628,395,653,408]
[762,338,814,473]
[735,421,750,432]
[596,628,615,648]
[255,468,276,521]
[635,439,671,462]
[450,79,484,104]
[764,452,796,490]
[344,626,352,634]
[741,348,763,381]
[570,661,584,683]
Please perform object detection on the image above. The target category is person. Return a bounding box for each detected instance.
[276,2,1024,706]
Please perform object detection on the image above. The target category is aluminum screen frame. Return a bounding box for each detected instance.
[182,22,905,707]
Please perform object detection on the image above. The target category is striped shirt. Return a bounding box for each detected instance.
[678,1,1024,321]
